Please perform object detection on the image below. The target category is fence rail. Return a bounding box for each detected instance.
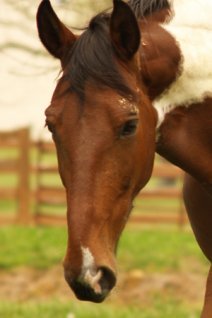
[0,128,187,226]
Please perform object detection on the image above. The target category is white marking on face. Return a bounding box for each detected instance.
[81,246,95,272]
[84,269,102,294]
[154,0,212,128]
[80,246,103,294]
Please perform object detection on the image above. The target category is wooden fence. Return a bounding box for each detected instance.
[0,128,31,225]
[0,128,187,226]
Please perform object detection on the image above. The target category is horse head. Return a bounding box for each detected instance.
[37,0,157,302]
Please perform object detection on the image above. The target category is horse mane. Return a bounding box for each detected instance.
[62,13,134,99]
[128,0,171,18]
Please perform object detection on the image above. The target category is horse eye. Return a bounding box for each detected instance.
[120,119,138,137]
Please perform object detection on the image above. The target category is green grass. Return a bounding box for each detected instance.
[0,226,207,317]
[0,299,201,318]
[118,226,208,273]
[0,226,208,272]
[0,200,17,215]
[0,227,66,269]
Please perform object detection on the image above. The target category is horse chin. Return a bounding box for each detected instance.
[64,266,116,303]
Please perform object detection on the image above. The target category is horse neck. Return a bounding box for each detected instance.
[140,0,212,125]
[139,21,181,101]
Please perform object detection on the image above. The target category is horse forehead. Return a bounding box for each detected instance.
[84,85,139,114]
[51,81,139,126]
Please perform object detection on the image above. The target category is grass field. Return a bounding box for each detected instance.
[0,225,209,317]
[0,299,201,318]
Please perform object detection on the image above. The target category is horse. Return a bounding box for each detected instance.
[37,0,212,316]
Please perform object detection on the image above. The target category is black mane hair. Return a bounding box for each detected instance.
[128,0,170,18]
[62,13,134,99]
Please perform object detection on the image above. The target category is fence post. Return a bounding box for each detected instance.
[16,128,31,224]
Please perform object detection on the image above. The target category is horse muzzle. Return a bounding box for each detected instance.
[64,266,116,303]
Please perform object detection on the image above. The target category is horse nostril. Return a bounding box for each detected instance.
[98,266,116,293]
[64,266,116,303]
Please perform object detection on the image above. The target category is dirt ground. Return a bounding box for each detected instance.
[0,266,206,307]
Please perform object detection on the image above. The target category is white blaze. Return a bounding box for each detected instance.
[81,246,95,272]
[80,246,103,294]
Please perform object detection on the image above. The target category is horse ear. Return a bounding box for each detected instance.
[36,0,76,59]
[110,0,141,60]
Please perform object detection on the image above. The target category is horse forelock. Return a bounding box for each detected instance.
[61,13,134,100]
[128,0,171,18]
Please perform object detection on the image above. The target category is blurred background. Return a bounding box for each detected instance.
[0,0,209,317]
[0,0,111,140]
